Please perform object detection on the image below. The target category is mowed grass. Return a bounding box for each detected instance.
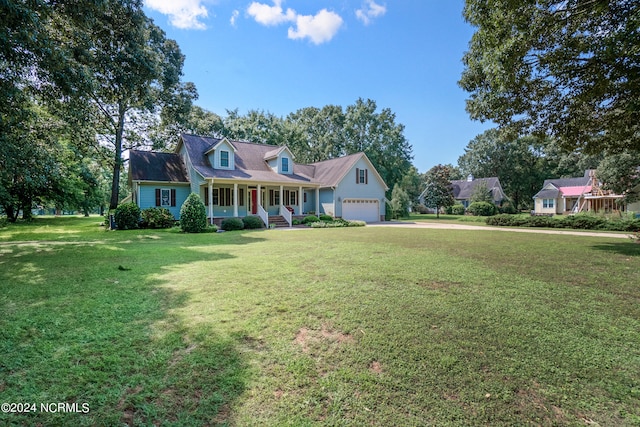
[0,217,639,426]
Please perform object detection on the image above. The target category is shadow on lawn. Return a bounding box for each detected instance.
[0,235,256,426]
[590,241,640,257]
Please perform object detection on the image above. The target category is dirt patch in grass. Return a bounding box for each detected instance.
[294,324,353,353]
[369,361,383,374]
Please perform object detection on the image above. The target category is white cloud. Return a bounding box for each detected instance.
[355,0,386,25]
[247,1,343,44]
[230,9,239,27]
[247,0,296,26]
[145,0,208,30]
[288,9,343,45]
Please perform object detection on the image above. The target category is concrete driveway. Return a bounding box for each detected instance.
[367,221,632,239]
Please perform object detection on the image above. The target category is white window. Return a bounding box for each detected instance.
[161,189,171,206]
[543,198,555,208]
[220,150,229,167]
[282,157,289,172]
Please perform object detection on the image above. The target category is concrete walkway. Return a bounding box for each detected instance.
[367,221,632,239]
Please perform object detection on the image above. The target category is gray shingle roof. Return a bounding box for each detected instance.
[450,177,506,202]
[178,134,376,188]
[129,150,189,182]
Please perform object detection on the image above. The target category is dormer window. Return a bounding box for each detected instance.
[282,157,289,173]
[220,150,229,168]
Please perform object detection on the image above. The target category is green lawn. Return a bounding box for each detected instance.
[1,217,639,426]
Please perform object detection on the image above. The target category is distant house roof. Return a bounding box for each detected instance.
[129,150,189,183]
[559,185,592,197]
[533,173,591,199]
[450,177,506,202]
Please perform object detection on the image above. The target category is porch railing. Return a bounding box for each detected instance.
[258,205,269,228]
[280,205,292,227]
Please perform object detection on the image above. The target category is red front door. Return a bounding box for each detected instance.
[251,189,257,214]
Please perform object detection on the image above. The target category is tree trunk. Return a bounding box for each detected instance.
[5,206,18,222]
[109,104,126,210]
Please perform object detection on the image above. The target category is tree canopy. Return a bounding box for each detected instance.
[422,165,455,218]
[460,0,640,154]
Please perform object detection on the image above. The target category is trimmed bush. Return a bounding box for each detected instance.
[141,207,175,229]
[302,215,320,224]
[450,204,466,215]
[242,216,264,229]
[180,193,207,233]
[309,219,365,228]
[221,217,244,231]
[114,203,141,230]
[319,214,333,221]
[467,201,497,216]
[486,213,640,232]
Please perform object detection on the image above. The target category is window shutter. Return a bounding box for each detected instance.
[204,190,209,206]
[170,189,176,207]
[155,189,161,206]
[365,169,368,184]
[356,168,360,184]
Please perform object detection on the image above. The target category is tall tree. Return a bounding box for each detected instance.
[51,0,197,210]
[422,165,455,218]
[597,151,640,204]
[460,0,640,154]
[285,105,346,163]
[458,129,547,210]
[222,109,285,146]
[343,98,413,192]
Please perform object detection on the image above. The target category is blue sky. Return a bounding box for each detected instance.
[143,0,494,173]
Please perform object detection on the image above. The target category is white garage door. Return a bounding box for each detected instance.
[342,199,380,223]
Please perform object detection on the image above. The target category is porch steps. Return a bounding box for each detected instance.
[268,215,290,228]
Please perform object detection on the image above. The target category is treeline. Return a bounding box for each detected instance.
[1,1,415,222]
[180,99,414,197]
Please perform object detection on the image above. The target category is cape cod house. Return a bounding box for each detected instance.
[128,134,388,226]
[418,175,507,209]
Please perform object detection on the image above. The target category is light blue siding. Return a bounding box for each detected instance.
[334,158,386,218]
[138,184,190,219]
[303,191,316,214]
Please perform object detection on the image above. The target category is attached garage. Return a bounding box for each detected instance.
[342,199,380,223]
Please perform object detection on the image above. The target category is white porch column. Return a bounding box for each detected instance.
[279,185,283,208]
[315,187,320,217]
[257,184,262,207]
[208,181,213,225]
[298,186,303,215]
[233,183,238,217]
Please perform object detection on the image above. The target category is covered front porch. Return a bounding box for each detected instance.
[200,180,322,227]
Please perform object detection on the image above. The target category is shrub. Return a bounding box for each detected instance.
[114,203,141,230]
[203,224,219,233]
[221,217,244,231]
[559,214,605,230]
[302,215,320,224]
[0,216,7,228]
[180,193,207,233]
[466,201,497,216]
[141,207,175,229]
[319,214,333,221]
[242,216,264,229]
[499,202,518,214]
[450,204,466,215]
[309,219,365,228]
[486,214,516,227]
[415,204,430,214]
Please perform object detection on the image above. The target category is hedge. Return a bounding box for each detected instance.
[486,213,640,232]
